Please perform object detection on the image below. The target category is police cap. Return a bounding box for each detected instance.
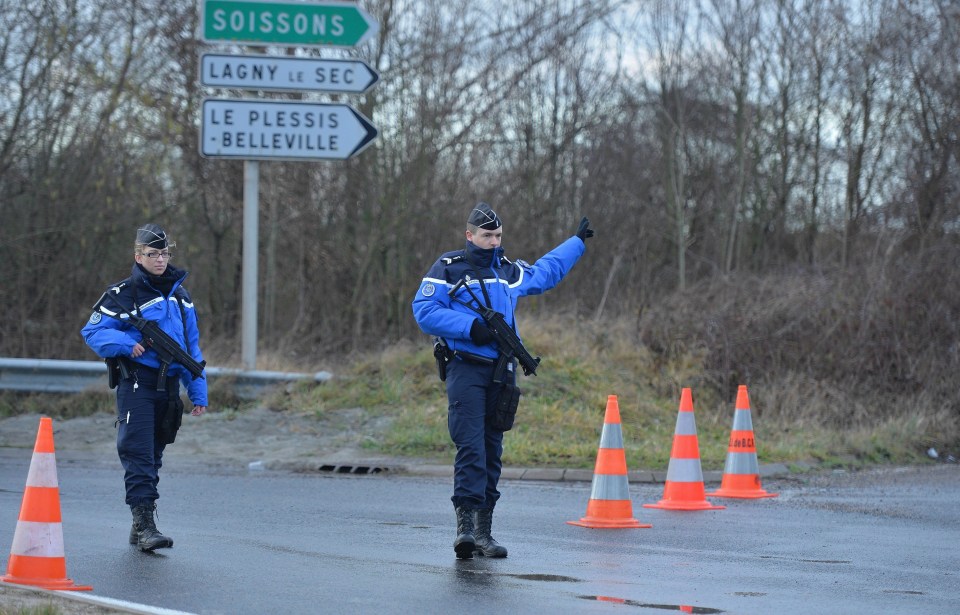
[136,223,169,249]
[467,202,502,230]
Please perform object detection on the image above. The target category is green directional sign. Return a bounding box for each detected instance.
[202,0,379,48]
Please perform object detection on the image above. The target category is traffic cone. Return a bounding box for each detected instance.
[708,385,779,499]
[644,388,724,511]
[567,395,652,529]
[2,417,92,591]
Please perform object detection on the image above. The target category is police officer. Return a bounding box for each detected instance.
[412,203,593,559]
[81,224,208,552]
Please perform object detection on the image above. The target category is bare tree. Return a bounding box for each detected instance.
[830,0,902,266]
[702,0,763,274]
[893,0,960,241]
[640,0,694,291]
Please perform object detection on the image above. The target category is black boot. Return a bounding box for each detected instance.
[474,508,508,558]
[454,506,476,559]
[131,503,173,552]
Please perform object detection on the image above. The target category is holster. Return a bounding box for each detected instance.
[105,356,132,389]
[433,338,451,382]
[156,392,184,445]
[489,383,521,432]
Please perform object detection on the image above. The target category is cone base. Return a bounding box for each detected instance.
[707,488,778,499]
[566,517,652,529]
[643,500,725,511]
[2,576,93,591]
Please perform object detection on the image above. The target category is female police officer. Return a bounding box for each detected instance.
[412,203,592,558]
[81,224,208,552]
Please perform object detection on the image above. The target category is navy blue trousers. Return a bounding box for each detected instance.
[115,365,178,508]
[445,358,512,510]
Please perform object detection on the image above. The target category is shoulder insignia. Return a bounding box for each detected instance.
[441,254,466,266]
[515,258,531,269]
[421,283,436,297]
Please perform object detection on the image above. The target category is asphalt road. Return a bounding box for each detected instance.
[0,449,958,614]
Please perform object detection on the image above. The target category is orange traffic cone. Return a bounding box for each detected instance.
[644,388,724,511]
[568,396,652,528]
[2,417,92,591]
[708,385,779,499]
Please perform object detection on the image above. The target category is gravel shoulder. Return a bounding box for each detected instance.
[0,406,422,473]
[0,582,141,615]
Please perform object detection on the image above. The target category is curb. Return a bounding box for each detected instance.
[292,461,797,483]
[0,582,178,615]
[19,449,803,483]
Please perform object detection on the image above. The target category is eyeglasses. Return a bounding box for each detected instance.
[140,251,173,260]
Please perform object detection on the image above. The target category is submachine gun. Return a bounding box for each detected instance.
[93,292,206,391]
[448,278,541,378]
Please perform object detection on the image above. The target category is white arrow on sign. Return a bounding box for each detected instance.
[200,98,377,161]
[201,53,380,94]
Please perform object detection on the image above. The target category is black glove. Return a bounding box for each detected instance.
[576,217,594,241]
[470,320,494,346]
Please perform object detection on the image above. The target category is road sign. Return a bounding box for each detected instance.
[201,0,378,48]
[200,53,379,93]
[200,98,377,161]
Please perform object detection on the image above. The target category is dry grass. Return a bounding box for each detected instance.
[270,278,959,468]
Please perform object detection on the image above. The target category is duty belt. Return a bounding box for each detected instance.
[453,350,495,366]
[455,350,516,384]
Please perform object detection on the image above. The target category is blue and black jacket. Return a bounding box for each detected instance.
[412,236,585,360]
[81,263,208,406]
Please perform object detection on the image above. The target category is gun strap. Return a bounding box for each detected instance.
[175,289,189,343]
[464,260,494,310]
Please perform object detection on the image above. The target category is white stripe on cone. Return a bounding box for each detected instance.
[25,452,59,488]
[10,520,66,558]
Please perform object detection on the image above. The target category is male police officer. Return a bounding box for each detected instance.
[81,224,208,552]
[412,203,593,558]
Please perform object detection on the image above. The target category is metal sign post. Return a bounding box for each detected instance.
[242,160,259,370]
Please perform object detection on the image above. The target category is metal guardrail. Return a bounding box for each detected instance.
[0,358,332,399]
